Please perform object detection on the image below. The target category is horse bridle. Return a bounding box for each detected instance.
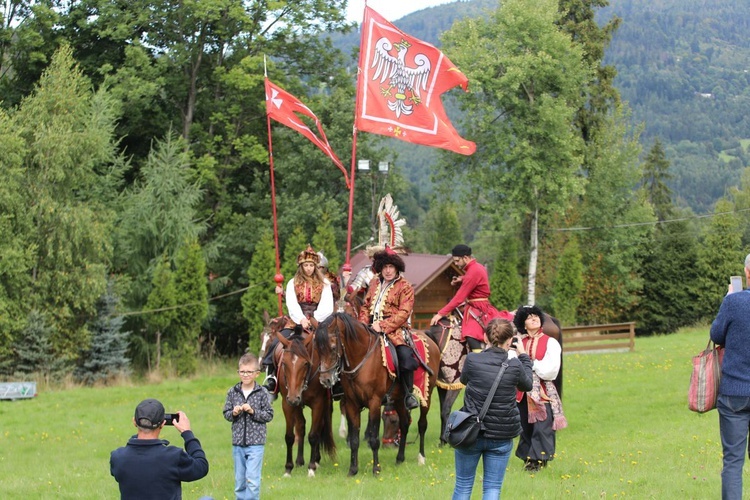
[278,334,319,395]
[319,316,378,380]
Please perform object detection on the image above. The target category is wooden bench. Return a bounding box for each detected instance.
[561,322,636,353]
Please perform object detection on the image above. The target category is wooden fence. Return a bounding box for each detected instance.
[561,322,636,353]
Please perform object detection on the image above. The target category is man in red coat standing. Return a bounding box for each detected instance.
[430,244,512,353]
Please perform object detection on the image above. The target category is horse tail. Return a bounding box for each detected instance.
[319,397,337,459]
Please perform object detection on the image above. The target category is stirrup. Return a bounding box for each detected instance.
[404,393,419,410]
[263,374,277,392]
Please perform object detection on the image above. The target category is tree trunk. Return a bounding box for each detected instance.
[527,206,539,305]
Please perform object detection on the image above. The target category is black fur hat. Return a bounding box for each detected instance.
[372,248,405,274]
[513,305,545,334]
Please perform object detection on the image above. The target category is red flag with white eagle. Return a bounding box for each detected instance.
[264,78,348,179]
[355,6,476,156]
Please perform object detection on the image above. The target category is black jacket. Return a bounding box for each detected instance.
[110,430,209,500]
[460,347,533,440]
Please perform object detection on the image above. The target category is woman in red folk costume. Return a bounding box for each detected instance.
[358,248,420,410]
[513,305,567,472]
[262,245,333,393]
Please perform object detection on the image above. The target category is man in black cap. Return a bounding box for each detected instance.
[110,398,209,499]
[430,244,513,353]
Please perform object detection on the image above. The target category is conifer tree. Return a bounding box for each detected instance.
[695,198,743,319]
[242,229,279,355]
[312,212,341,272]
[76,279,131,384]
[168,239,208,375]
[282,227,310,282]
[14,310,67,382]
[489,235,524,311]
[552,237,584,326]
[142,255,177,371]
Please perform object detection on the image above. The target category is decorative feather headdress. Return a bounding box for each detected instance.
[365,194,406,256]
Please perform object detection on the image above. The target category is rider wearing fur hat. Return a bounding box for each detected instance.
[358,248,420,410]
[262,245,334,393]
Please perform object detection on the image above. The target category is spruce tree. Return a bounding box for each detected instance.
[75,279,131,384]
[14,310,67,382]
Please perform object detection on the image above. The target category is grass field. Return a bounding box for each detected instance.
[0,326,724,499]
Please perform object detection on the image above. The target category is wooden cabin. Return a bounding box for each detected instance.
[346,251,464,330]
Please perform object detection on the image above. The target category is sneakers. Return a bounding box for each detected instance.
[404,393,419,410]
[524,460,545,472]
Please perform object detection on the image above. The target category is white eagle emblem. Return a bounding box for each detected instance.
[370,38,432,118]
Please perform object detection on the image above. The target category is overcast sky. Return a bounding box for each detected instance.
[345,0,455,23]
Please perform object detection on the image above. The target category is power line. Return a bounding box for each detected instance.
[118,282,263,317]
[549,207,750,232]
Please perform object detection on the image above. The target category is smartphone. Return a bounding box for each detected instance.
[731,276,744,293]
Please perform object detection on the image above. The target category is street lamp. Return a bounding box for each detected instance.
[358,160,390,242]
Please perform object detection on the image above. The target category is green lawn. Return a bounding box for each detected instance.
[0,326,723,499]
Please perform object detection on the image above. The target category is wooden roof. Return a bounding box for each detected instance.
[347,250,463,293]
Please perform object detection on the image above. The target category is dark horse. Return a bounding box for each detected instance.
[382,311,564,446]
[265,316,336,477]
[315,313,440,475]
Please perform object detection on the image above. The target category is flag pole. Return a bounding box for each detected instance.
[264,57,284,316]
[343,2,370,286]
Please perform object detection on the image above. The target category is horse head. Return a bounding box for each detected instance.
[315,314,343,389]
[277,331,315,407]
[259,314,287,359]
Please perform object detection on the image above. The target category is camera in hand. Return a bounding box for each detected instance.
[510,337,519,349]
[164,412,180,425]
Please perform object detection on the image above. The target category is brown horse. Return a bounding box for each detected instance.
[315,313,440,476]
[265,316,336,477]
[382,312,564,446]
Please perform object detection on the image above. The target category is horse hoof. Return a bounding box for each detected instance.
[418,454,425,466]
[348,469,358,477]
[308,469,316,478]
[283,472,292,478]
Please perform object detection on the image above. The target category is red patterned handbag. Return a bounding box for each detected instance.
[688,340,724,413]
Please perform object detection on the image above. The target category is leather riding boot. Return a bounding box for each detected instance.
[401,370,419,410]
[262,365,277,393]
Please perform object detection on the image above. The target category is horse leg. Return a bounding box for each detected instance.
[345,404,362,476]
[417,402,429,466]
[295,407,306,468]
[307,401,322,477]
[338,400,348,439]
[394,401,410,465]
[282,401,296,476]
[364,400,382,475]
[439,388,461,447]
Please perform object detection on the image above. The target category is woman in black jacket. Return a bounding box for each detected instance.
[452,318,533,500]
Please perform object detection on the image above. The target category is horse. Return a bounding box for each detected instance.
[261,315,336,477]
[381,311,564,446]
[315,312,440,476]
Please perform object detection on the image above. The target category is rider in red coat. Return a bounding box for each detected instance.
[430,244,512,353]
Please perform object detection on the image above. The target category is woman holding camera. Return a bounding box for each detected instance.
[451,318,533,500]
[513,304,567,472]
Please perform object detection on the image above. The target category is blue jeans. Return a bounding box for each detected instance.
[717,395,750,500]
[233,445,265,500]
[453,436,513,500]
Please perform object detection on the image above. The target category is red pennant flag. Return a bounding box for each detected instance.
[355,6,476,156]
[265,78,348,177]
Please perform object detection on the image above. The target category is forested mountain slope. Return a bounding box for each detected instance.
[338,0,750,213]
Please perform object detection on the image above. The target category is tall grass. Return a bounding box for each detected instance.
[0,326,723,499]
